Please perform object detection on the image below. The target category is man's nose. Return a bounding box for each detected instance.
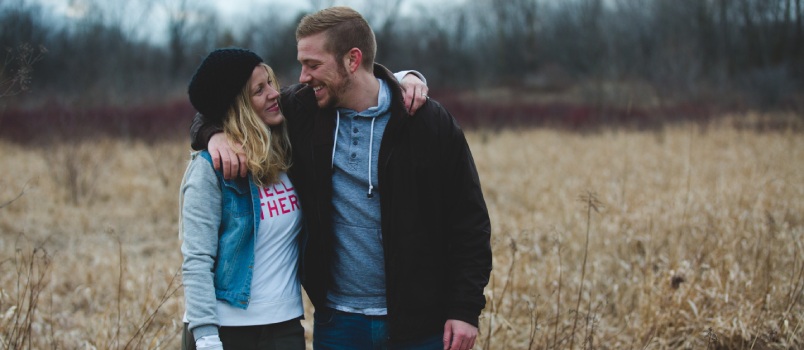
[299,67,310,83]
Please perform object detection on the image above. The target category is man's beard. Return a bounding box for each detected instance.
[323,64,353,109]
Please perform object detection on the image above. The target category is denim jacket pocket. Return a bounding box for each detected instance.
[221,176,251,218]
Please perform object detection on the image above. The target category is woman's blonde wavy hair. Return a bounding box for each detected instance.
[222,63,291,187]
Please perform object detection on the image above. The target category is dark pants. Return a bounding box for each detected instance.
[313,307,442,350]
[182,318,305,350]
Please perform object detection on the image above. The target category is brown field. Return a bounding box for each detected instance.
[1,115,802,349]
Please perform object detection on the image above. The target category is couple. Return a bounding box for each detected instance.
[180,6,492,350]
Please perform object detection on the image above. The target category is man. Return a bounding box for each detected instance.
[192,7,491,350]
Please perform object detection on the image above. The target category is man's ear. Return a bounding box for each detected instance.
[344,48,362,73]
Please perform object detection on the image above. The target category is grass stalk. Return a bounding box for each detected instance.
[569,192,600,350]
[2,241,51,350]
[553,231,563,350]
[0,185,26,209]
[123,268,182,350]
[115,236,124,349]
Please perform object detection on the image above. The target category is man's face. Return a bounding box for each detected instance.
[297,32,351,109]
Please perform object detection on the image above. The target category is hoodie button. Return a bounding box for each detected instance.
[353,140,358,145]
[353,127,358,133]
[351,153,357,159]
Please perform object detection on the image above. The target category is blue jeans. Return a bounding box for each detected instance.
[313,307,442,350]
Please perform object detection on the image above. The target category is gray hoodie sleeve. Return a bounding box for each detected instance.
[180,154,222,340]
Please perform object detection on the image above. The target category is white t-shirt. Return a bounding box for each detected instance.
[216,172,304,325]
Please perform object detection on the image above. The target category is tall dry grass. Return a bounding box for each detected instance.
[0,116,802,349]
[0,139,187,349]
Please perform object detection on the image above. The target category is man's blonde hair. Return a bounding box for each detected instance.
[296,6,376,70]
[222,63,291,187]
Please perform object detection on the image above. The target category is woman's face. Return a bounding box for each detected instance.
[248,65,284,126]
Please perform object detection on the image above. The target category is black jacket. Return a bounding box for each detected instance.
[191,64,492,342]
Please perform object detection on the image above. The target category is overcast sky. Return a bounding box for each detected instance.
[211,0,462,18]
[22,0,464,44]
[27,0,463,22]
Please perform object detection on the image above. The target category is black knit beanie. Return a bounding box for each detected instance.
[188,48,264,123]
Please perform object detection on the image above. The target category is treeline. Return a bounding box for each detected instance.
[0,0,802,138]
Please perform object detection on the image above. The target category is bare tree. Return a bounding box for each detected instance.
[361,0,404,33]
[163,0,191,77]
[796,0,803,74]
[366,0,405,66]
[1,0,803,116]
[0,43,46,99]
[153,0,220,79]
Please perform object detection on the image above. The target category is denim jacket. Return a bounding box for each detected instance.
[180,150,260,339]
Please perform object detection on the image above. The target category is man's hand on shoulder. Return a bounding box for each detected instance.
[208,133,247,180]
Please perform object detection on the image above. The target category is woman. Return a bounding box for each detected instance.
[180,48,304,350]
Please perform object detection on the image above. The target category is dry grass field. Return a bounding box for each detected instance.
[1,115,802,349]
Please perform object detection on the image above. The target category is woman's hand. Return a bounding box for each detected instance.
[195,335,224,350]
[400,73,429,115]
